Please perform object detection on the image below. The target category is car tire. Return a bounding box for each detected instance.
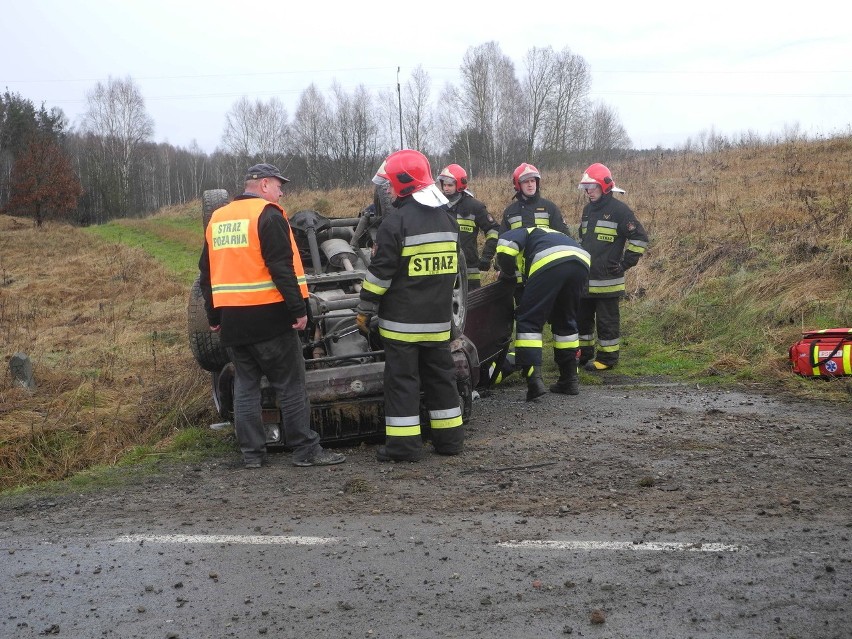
[187,275,230,372]
[451,252,468,339]
[202,189,230,229]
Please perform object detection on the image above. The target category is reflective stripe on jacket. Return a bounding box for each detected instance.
[448,191,499,269]
[496,227,590,283]
[359,198,459,344]
[500,192,569,234]
[207,198,307,307]
[579,192,648,298]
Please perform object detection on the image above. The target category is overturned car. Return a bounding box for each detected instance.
[187,189,515,446]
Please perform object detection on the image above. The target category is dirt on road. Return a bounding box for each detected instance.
[3,377,849,534]
[2,377,850,639]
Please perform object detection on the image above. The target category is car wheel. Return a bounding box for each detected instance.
[451,252,468,339]
[187,276,230,372]
[202,189,229,229]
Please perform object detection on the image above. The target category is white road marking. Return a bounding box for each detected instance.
[112,535,744,553]
[114,534,339,545]
[498,540,745,552]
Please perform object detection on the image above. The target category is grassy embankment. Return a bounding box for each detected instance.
[1,139,850,491]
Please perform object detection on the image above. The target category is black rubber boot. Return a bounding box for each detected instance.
[376,446,421,463]
[550,360,579,395]
[526,371,547,401]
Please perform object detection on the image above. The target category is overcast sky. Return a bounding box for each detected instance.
[2,0,850,153]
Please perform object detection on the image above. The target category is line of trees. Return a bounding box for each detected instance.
[1,41,635,225]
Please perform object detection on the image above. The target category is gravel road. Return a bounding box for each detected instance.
[1,378,849,638]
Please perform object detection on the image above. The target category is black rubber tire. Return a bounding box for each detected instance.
[373,183,394,219]
[451,252,468,339]
[202,189,230,229]
[187,276,230,372]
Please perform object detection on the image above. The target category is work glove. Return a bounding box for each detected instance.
[513,284,525,308]
[304,298,314,323]
[496,267,518,291]
[478,258,492,272]
[355,300,379,336]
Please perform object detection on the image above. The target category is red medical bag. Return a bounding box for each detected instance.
[789,328,852,377]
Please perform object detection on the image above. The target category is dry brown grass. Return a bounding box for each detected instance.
[281,187,373,219]
[0,216,213,489]
[283,140,850,345]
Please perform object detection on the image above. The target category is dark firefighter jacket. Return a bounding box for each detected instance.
[579,192,648,298]
[496,227,590,284]
[359,197,459,343]
[499,191,569,234]
[447,191,499,267]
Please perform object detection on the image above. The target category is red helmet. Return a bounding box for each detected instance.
[437,164,468,191]
[578,163,624,194]
[384,149,448,206]
[512,163,541,191]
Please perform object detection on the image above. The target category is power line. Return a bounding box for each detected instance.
[592,90,852,98]
[27,84,399,106]
[38,87,849,108]
[0,67,403,84]
[3,66,849,86]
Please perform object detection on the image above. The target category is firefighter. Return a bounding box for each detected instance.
[198,163,345,469]
[495,226,590,400]
[499,163,569,234]
[577,163,649,371]
[356,149,464,462]
[490,163,570,384]
[437,163,499,290]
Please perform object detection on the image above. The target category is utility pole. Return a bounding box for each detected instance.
[396,66,404,149]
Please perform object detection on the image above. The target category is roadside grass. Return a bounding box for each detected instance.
[2,137,851,494]
[2,427,236,498]
[85,215,201,285]
[0,214,218,493]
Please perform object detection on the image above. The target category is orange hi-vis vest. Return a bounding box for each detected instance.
[206,198,308,307]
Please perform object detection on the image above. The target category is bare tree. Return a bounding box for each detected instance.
[327,82,354,185]
[522,46,557,161]
[586,102,631,155]
[221,96,289,162]
[291,84,330,189]
[326,83,379,186]
[457,41,523,174]
[435,83,468,164]
[348,85,380,181]
[541,47,591,161]
[402,65,434,154]
[185,140,207,199]
[375,88,400,156]
[491,54,525,172]
[82,76,153,216]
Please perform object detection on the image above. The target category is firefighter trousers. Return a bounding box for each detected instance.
[514,261,586,373]
[578,296,621,366]
[382,339,464,460]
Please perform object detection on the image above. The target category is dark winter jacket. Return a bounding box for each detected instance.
[500,191,569,234]
[447,191,499,267]
[496,227,590,284]
[359,197,459,343]
[579,192,648,298]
